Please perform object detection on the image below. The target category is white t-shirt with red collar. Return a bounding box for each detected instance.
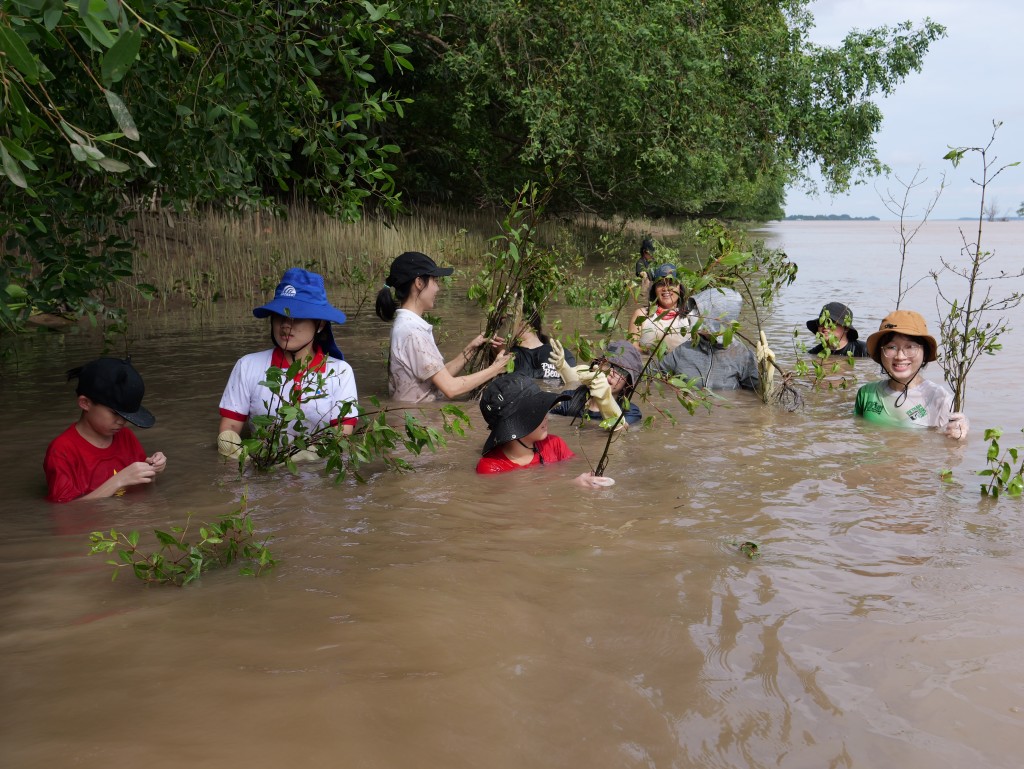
[219,347,358,434]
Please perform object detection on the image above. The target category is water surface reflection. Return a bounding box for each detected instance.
[2,221,1024,767]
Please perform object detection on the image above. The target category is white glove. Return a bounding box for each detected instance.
[588,371,624,426]
[574,472,616,488]
[755,330,776,391]
[548,338,579,386]
[217,430,243,459]
[944,413,970,441]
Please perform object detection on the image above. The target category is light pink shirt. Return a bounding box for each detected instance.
[388,309,446,403]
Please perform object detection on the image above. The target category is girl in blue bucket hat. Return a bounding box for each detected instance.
[216,268,359,459]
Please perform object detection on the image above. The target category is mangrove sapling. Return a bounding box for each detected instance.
[88,496,275,586]
[880,166,948,308]
[232,357,471,481]
[933,123,1023,412]
[978,428,1024,498]
[788,305,862,395]
[466,179,584,378]
[576,323,713,477]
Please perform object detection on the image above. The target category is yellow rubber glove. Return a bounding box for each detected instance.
[587,371,624,427]
[217,430,243,459]
[548,338,580,386]
[575,365,597,386]
[755,330,776,392]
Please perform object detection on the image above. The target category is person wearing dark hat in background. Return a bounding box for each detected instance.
[628,263,691,353]
[658,288,761,391]
[376,251,512,403]
[806,302,868,357]
[548,340,644,429]
[855,310,968,440]
[476,374,614,487]
[635,237,657,301]
[635,237,656,278]
[218,267,358,460]
[44,358,166,503]
[510,309,576,379]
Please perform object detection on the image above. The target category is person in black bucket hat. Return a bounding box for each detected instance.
[217,267,359,461]
[806,302,868,357]
[43,358,167,503]
[476,374,614,487]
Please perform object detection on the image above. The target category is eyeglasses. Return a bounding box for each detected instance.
[589,357,627,380]
[881,343,923,358]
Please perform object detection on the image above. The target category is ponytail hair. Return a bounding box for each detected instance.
[375,286,398,321]
[525,309,549,345]
[375,277,419,322]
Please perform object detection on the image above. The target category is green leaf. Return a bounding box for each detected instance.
[0,145,28,189]
[103,90,140,140]
[98,157,130,172]
[154,529,180,548]
[101,27,141,83]
[43,5,64,30]
[0,24,41,83]
[83,13,116,48]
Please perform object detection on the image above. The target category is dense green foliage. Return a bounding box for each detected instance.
[1,0,945,333]
[1,0,410,331]
[390,0,945,216]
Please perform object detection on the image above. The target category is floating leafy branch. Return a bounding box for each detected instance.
[978,427,1024,498]
[89,496,274,585]
[731,540,761,559]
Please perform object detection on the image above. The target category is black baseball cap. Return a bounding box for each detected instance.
[69,358,155,428]
[385,251,454,289]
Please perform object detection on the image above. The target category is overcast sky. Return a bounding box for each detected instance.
[784,0,1024,220]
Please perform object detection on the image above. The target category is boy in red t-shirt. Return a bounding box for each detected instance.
[476,374,613,487]
[44,358,167,503]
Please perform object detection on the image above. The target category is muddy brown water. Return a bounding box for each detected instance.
[2,221,1023,768]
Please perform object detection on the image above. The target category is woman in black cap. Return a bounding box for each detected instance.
[376,251,512,403]
[806,302,868,357]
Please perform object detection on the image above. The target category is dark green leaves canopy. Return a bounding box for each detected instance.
[0,0,944,331]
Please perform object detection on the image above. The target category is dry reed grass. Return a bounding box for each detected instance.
[115,203,685,314]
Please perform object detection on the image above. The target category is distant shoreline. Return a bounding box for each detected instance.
[783,214,880,221]
[783,214,1023,222]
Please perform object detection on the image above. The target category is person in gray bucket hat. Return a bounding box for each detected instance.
[548,340,645,430]
[806,302,868,357]
[658,287,760,391]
